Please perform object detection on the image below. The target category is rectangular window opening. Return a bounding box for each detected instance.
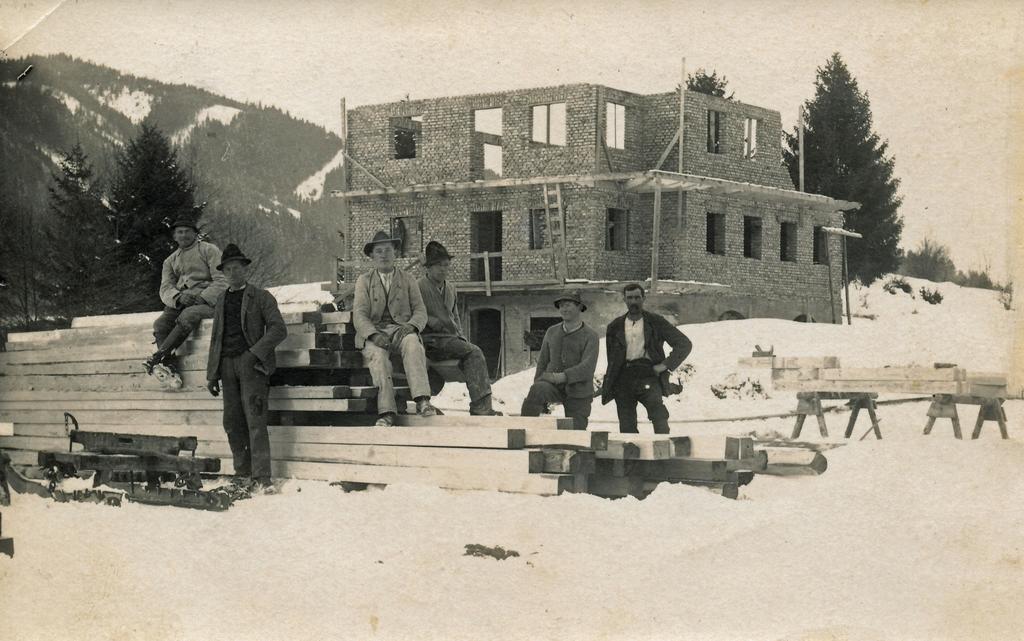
[525,316,561,352]
[743,117,758,158]
[391,115,422,160]
[474,107,503,136]
[532,103,567,146]
[605,208,628,250]
[605,102,626,150]
[780,221,798,262]
[707,110,723,154]
[813,226,830,265]
[743,216,762,259]
[390,216,423,258]
[482,143,503,179]
[706,212,726,255]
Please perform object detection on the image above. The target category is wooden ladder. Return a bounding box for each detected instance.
[542,183,568,282]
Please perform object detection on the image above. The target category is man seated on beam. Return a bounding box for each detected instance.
[600,282,692,434]
[144,218,227,374]
[417,240,502,416]
[520,290,599,429]
[353,230,439,427]
[205,244,287,493]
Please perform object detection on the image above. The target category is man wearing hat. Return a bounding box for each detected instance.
[206,244,287,491]
[600,283,692,434]
[520,290,599,429]
[417,240,501,416]
[353,230,438,426]
[144,219,228,374]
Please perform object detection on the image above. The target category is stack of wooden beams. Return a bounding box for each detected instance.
[0,310,826,498]
[740,356,1009,398]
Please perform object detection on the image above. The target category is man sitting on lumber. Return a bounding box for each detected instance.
[600,283,692,434]
[206,244,287,492]
[520,290,599,429]
[353,230,439,427]
[417,240,502,416]
[144,219,228,374]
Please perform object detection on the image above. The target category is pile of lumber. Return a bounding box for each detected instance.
[0,309,826,498]
[740,356,1009,398]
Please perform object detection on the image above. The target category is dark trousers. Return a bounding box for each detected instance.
[423,335,493,413]
[153,304,214,346]
[220,352,271,479]
[521,381,592,430]
[614,362,670,434]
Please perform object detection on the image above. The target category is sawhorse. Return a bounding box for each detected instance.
[791,391,881,440]
[924,394,1009,440]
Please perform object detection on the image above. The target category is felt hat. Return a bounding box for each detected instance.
[423,240,454,266]
[363,230,402,257]
[170,218,200,232]
[553,289,587,312]
[216,244,252,271]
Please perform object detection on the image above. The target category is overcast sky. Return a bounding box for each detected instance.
[3,0,1021,280]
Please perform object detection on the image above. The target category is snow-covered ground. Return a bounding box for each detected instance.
[170,104,242,146]
[295,148,345,200]
[1,276,1020,641]
[91,86,153,124]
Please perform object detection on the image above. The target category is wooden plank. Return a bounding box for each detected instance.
[771,368,821,383]
[4,322,320,352]
[523,429,608,450]
[319,311,351,324]
[263,460,574,496]
[197,441,545,473]
[0,356,209,376]
[10,422,528,450]
[0,398,369,413]
[772,378,964,395]
[0,390,214,402]
[320,322,354,335]
[758,448,828,476]
[962,383,1009,398]
[595,441,641,460]
[775,356,840,369]
[1,449,39,465]
[601,436,673,460]
[685,435,752,460]
[394,415,575,430]
[0,422,12,436]
[0,435,73,451]
[587,475,645,498]
[819,367,965,382]
[738,356,776,369]
[68,310,314,329]
[966,371,1009,386]
[539,449,595,474]
[0,409,226,425]
[0,371,210,393]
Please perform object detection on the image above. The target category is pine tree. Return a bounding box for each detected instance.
[684,69,734,100]
[109,124,204,309]
[45,144,136,319]
[784,53,903,285]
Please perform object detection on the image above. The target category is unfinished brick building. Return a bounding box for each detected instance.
[332,83,859,377]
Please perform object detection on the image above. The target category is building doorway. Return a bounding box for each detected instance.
[470,211,502,282]
[470,308,503,379]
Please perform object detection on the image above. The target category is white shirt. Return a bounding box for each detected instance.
[624,316,646,361]
[377,269,394,295]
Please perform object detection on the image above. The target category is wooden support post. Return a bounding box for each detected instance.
[924,394,962,439]
[843,235,852,325]
[797,104,805,192]
[972,398,1010,440]
[677,56,686,227]
[791,392,828,439]
[650,177,662,295]
[338,98,350,283]
[482,251,492,297]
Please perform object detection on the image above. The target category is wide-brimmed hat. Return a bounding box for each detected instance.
[553,289,587,312]
[423,240,454,266]
[170,218,200,232]
[363,230,402,257]
[216,244,252,271]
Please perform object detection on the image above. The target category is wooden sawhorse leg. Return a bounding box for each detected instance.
[843,394,882,440]
[971,398,1009,440]
[923,394,962,439]
[792,392,827,439]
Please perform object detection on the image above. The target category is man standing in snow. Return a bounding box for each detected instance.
[520,290,599,429]
[601,283,692,434]
[416,240,501,416]
[144,219,227,374]
[353,230,439,427]
[206,244,287,492]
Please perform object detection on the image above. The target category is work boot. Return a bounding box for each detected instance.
[143,350,168,375]
[415,397,438,417]
[375,412,397,427]
[470,394,502,416]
